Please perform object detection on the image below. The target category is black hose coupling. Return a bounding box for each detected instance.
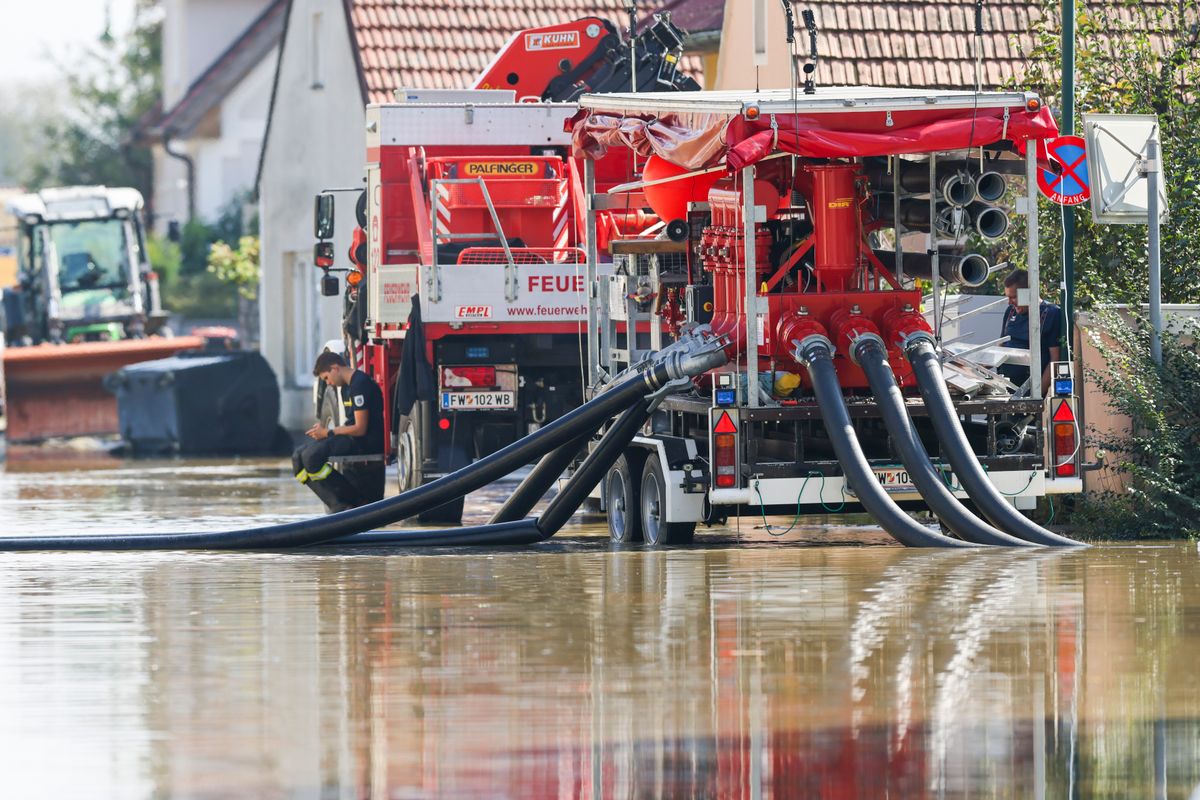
[900,328,938,357]
[792,333,833,366]
[655,329,730,384]
[848,331,887,367]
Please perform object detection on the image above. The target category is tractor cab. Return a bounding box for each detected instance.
[3,186,166,344]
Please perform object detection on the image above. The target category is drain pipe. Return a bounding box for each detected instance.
[904,332,1084,547]
[852,333,1035,547]
[796,335,977,548]
[162,131,196,223]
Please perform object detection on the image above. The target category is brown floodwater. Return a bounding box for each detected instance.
[0,449,1198,798]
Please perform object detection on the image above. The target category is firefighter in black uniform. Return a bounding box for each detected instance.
[293,351,384,512]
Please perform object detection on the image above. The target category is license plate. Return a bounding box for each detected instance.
[440,391,515,410]
[874,467,914,493]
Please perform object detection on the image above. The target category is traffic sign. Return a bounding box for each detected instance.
[1037,135,1090,205]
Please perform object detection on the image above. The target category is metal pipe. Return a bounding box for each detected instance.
[853,335,1035,546]
[1147,138,1163,364]
[162,133,196,223]
[905,334,1084,546]
[873,249,991,288]
[796,335,977,548]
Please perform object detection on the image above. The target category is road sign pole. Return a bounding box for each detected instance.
[1146,138,1163,365]
[1062,0,1076,341]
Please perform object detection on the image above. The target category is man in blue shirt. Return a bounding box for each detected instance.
[998,269,1062,395]
[293,351,385,512]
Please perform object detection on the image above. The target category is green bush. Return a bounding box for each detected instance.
[207,235,260,300]
[1070,310,1200,538]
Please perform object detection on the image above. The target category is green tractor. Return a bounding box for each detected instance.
[2,186,168,345]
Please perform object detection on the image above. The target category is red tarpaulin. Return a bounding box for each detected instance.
[570,104,1059,170]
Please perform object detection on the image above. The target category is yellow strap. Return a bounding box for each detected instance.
[294,469,309,483]
[307,463,333,481]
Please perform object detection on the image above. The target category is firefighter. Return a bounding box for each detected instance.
[999,269,1062,396]
[293,351,384,512]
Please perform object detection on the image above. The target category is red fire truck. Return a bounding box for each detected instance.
[314,14,698,522]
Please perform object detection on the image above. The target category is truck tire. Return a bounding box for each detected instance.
[604,453,644,543]
[641,456,695,546]
[395,414,420,493]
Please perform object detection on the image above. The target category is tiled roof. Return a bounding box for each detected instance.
[347,0,706,104]
[804,1,1043,90]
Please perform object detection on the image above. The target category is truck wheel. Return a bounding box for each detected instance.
[641,456,695,546]
[605,454,643,543]
[396,414,420,493]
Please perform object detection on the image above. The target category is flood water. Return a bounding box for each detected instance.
[1,451,1198,799]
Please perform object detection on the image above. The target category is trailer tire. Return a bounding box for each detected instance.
[641,456,695,546]
[605,453,643,543]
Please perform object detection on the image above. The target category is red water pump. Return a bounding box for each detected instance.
[700,161,931,389]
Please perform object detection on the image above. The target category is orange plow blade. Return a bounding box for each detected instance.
[2,337,205,442]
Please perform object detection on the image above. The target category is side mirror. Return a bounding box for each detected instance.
[314,193,335,240]
[313,241,335,269]
[167,220,182,243]
[320,273,341,297]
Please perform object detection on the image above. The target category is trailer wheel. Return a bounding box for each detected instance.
[641,457,695,546]
[604,454,643,543]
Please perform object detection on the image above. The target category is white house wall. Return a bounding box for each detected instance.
[154,0,277,233]
[258,0,367,431]
[163,0,273,108]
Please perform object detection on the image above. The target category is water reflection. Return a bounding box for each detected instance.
[0,538,1198,798]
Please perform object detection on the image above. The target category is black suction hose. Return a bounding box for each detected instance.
[854,335,1035,547]
[536,399,652,535]
[0,355,702,551]
[489,428,596,524]
[321,400,652,546]
[904,334,1084,547]
[329,519,545,547]
[798,336,977,549]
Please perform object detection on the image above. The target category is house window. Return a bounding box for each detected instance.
[310,11,324,90]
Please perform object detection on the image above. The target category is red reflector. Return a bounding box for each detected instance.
[1053,421,1076,477]
[713,411,737,434]
[442,366,497,388]
[714,432,737,488]
[1053,400,1075,422]
[438,418,451,431]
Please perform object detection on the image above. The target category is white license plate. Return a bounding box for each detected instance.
[440,391,515,410]
[874,467,915,493]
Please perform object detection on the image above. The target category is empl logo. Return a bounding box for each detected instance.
[455,305,492,319]
[526,31,580,51]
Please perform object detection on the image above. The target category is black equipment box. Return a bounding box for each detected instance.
[108,351,285,455]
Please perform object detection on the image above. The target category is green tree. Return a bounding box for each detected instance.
[25,1,161,206]
[1012,0,1200,306]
